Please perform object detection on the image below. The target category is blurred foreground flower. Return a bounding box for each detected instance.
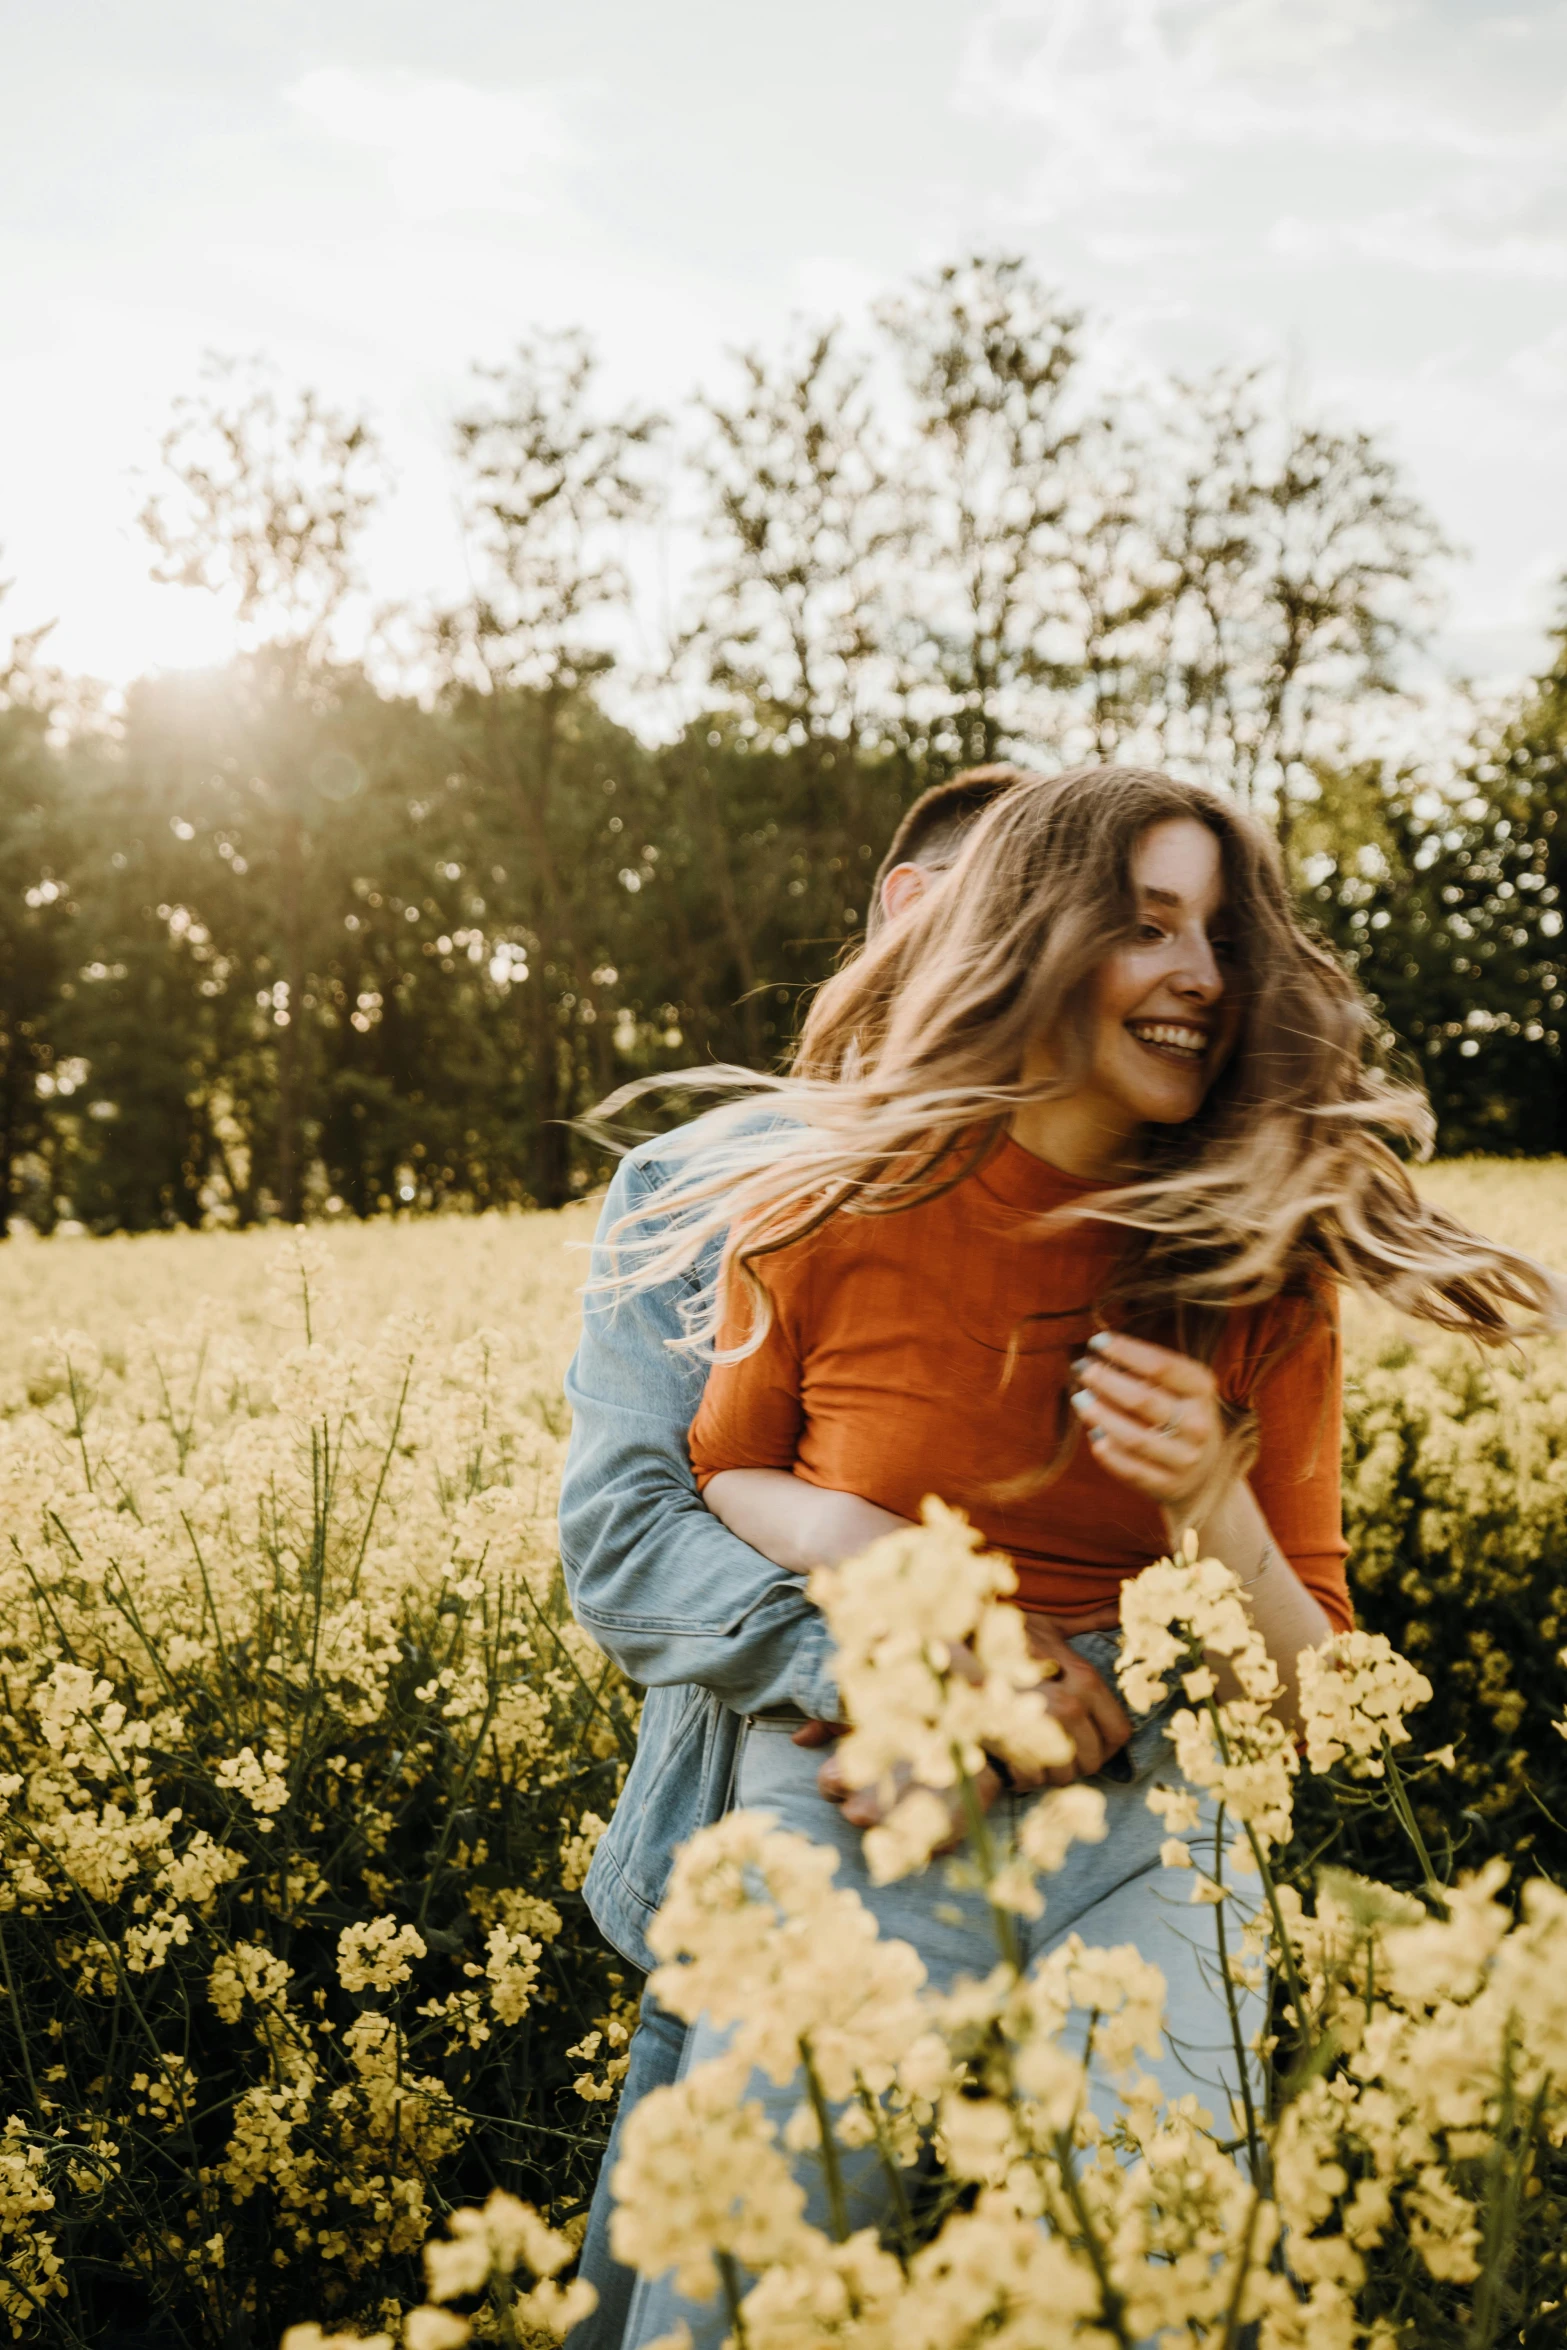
[592,1516,1567,2350]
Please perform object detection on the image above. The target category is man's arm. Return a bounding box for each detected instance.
[558,1149,841,1723]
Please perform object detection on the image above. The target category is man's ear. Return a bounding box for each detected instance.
[879,862,931,923]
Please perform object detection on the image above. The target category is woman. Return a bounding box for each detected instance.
[597,766,1559,2350]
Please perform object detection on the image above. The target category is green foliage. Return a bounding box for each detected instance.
[1303,619,1567,1156]
[0,634,77,1232]
[2,259,1565,1230]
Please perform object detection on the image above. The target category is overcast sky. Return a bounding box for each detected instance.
[1,0,1563,696]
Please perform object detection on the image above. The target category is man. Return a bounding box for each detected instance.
[869,763,1033,927]
[558,763,1128,2344]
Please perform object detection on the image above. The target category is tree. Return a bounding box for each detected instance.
[1046,408,1177,766]
[139,357,387,1217]
[679,325,920,1043]
[139,355,384,656]
[691,324,899,749]
[1148,369,1448,851]
[0,594,75,1234]
[876,254,1083,769]
[5,272,1560,1227]
[444,329,660,704]
[440,333,663,1206]
[1296,606,1567,1156]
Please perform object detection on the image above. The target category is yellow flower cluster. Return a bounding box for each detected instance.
[1339,1317,1567,1843]
[1297,1632,1435,1779]
[598,1518,1567,2348]
[282,2187,592,2350]
[810,1500,1074,1881]
[0,1232,638,2343]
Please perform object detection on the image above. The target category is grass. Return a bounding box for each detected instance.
[0,1201,597,1410]
[0,1159,1562,1412]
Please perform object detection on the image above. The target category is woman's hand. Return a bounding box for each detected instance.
[1069,1330,1228,1520]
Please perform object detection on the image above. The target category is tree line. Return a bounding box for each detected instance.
[0,254,1563,1233]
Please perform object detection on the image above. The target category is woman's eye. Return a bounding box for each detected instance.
[1211,937,1237,962]
[1136,921,1165,943]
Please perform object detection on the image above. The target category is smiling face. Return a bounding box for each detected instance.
[1012,814,1244,1177]
[1084,817,1240,1134]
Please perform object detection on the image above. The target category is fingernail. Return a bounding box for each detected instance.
[1070,1356,1094,1379]
[1070,1387,1093,1415]
[1088,1331,1114,1353]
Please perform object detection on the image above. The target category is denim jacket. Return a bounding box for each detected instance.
[559,1141,839,1974]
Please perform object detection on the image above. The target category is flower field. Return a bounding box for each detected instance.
[0,1218,622,2349]
[0,1164,1562,2347]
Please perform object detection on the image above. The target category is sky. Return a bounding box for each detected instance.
[0,0,1563,700]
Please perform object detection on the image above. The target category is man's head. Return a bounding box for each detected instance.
[871,765,1037,931]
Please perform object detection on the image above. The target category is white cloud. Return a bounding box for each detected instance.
[788,255,885,321]
[288,68,577,222]
[948,0,1567,669]
[1271,209,1567,282]
[958,0,1565,233]
[1203,0,1415,74]
[1082,228,1207,267]
[1504,322,1567,408]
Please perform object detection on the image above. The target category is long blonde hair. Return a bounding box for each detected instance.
[589,764,1564,1361]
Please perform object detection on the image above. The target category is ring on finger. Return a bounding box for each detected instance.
[1158,1409,1184,1440]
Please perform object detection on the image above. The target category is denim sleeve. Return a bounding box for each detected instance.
[558,1150,841,1721]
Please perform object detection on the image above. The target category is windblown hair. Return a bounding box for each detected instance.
[589,765,1565,1371]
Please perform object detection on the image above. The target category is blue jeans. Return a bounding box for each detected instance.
[572,1985,689,2350]
[622,1636,1260,2350]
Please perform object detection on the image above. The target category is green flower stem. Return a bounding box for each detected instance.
[854,2076,915,2267]
[951,1744,1022,1975]
[0,1918,41,2127]
[346,1356,413,1599]
[1048,2126,1135,2350]
[1217,2183,1267,2350]
[799,2037,851,2245]
[1202,1692,1313,2050]
[1380,1734,1449,1917]
[65,1356,94,1495]
[1207,1803,1265,2177]
[1465,2027,1549,2350]
[181,1513,245,1743]
[716,2250,751,2350]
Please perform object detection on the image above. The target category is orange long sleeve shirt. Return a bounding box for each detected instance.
[689,1137,1352,1633]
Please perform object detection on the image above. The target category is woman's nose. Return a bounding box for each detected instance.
[1174,935,1224,1001]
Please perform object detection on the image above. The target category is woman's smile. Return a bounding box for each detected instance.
[1123,1017,1213,1068]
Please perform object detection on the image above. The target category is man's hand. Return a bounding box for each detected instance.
[790,1717,844,1749]
[1017,1613,1132,1785]
[794,1719,986,1847]
[792,1608,1131,1820]
[813,1744,1004,1848]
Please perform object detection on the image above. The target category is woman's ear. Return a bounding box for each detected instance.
[879,862,930,923]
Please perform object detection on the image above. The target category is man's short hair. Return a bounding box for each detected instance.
[871,764,1037,901]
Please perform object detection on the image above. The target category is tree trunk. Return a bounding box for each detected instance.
[698,767,763,1064]
[276,807,307,1221]
[530,983,572,1208]
[0,1021,12,1240]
